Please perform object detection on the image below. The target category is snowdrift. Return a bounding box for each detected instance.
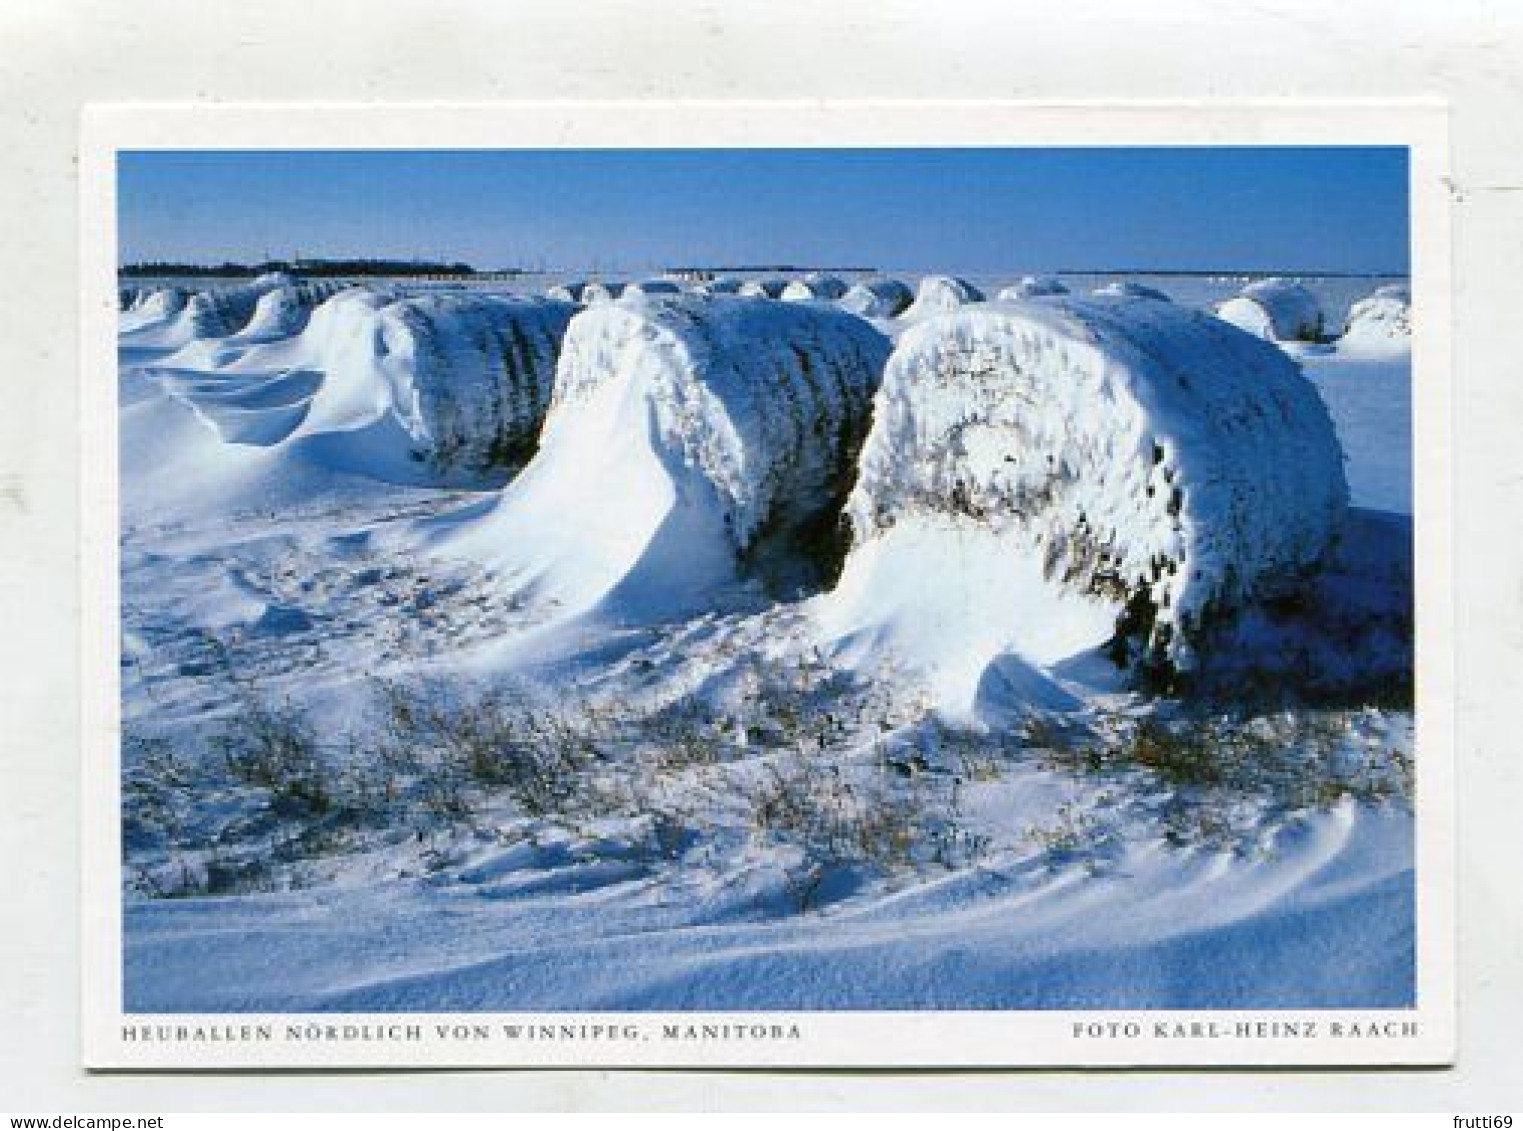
[824,296,1348,699]
[998,275,1069,300]
[1217,277,1325,343]
[120,274,299,346]
[231,285,318,341]
[781,274,849,302]
[902,275,985,319]
[119,286,188,335]
[446,294,891,617]
[839,279,913,319]
[1340,284,1410,353]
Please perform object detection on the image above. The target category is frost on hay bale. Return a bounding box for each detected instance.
[1093,280,1172,302]
[1340,283,1410,351]
[781,274,849,302]
[842,297,1348,682]
[902,275,985,319]
[840,279,914,319]
[291,290,577,474]
[739,279,788,299]
[359,293,576,473]
[998,275,1069,300]
[454,294,891,613]
[1216,277,1325,343]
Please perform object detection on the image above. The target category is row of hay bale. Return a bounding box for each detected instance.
[128,278,1358,684]
[534,271,1410,351]
[391,287,1348,685]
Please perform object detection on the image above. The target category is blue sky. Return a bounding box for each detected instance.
[118,147,1409,273]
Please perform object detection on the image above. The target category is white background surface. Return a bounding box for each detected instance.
[2,0,1520,1112]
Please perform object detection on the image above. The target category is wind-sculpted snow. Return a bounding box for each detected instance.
[833,296,1348,690]
[840,279,913,319]
[447,294,890,616]
[121,274,300,346]
[231,286,316,341]
[902,275,985,319]
[1217,277,1325,343]
[1340,284,1410,354]
[998,275,1069,300]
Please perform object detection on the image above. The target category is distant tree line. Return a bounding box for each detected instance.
[120,258,490,278]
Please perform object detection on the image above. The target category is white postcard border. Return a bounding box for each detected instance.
[79,100,1454,1070]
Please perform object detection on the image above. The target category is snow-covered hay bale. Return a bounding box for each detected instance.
[546,281,591,303]
[902,275,985,319]
[693,277,743,295]
[619,279,683,299]
[839,279,914,319]
[781,274,849,303]
[332,292,577,473]
[1340,283,1410,353]
[998,275,1069,301]
[1216,277,1324,343]
[583,281,623,304]
[739,279,788,299]
[834,296,1348,687]
[1093,280,1172,302]
[449,294,891,615]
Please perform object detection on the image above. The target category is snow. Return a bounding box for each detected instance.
[1339,283,1411,355]
[116,273,1414,1017]
[839,278,913,319]
[902,274,985,319]
[829,296,1348,691]
[441,293,890,618]
[1216,277,1325,343]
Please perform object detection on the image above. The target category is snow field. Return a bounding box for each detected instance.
[116,273,1416,1013]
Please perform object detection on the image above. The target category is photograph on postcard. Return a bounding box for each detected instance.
[88,117,1446,1065]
